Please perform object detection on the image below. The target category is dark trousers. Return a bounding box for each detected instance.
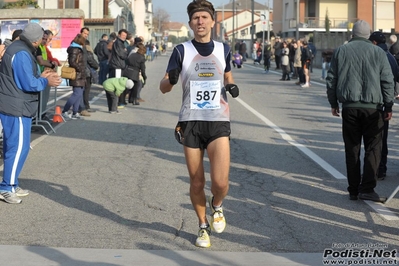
[378,120,389,174]
[98,60,109,84]
[129,79,140,103]
[342,108,384,195]
[118,89,128,105]
[297,67,305,84]
[108,68,115,78]
[83,77,91,110]
[263,57,270,70]
[281,65,290,80]
[275,55,281,69]
[105,90,118,112]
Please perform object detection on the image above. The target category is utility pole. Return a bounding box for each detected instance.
[267,0,270,42]
[221,3,225,42]
[373,0,376,30]
[251,0,254,58]
[296,0,300,40]
[232,0,235,51]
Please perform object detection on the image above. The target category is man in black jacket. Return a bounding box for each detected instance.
[108,29,128,79]
[369,31,399,181]
[94,34,110,84]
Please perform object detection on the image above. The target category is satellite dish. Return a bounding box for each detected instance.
[303,23,308,28]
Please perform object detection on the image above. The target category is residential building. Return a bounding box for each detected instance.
[164,22,189,43]
[214,0,273,44]
[273,0,399,39]
[35,0,154,43]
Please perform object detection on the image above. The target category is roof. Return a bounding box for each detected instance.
[215,0,269,10]
[84,18,115,24]
[166,22,186,31]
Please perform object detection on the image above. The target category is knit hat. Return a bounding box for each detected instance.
[125,79,134,89]
[369,31,386,44]
[21,23,43,43]
[352,20,371,39]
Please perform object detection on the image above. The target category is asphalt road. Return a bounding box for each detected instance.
[0,53,398,266]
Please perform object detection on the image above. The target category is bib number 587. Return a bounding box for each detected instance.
[196,90,217,101]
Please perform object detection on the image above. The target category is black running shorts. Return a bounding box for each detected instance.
[175,121,231,149]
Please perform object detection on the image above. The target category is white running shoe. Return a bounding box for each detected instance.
[195,227,211,248]
[62,112,71,120]
[15,187,29,197]
[0,191,22,204]
[208,196,226,233]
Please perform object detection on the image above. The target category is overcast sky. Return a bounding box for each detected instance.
[151,0,273,25]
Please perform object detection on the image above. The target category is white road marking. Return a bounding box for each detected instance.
[234,93,399,220]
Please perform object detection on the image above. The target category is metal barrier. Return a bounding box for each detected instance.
[32,84,73,135]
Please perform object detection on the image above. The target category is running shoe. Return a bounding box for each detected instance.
[208,196,226,233]
[72,113,82,120]
[195,227,211,248]
[0,191,22,204]
[62,112,71,120]
[15,187,29,197]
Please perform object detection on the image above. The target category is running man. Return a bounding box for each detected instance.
[159,0,239,247]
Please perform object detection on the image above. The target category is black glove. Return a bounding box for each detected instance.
[225,84,239,98]
[168,68,181,85]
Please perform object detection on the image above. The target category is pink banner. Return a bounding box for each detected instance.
[61,19,82,48]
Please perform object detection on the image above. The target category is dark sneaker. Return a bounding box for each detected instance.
[377,172,386,180]
[359,192,386,203]
[349,194,358,200]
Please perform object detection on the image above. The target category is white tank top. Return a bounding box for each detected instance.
[179,40,229,122]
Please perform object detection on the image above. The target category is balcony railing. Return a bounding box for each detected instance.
[289,17,358,30]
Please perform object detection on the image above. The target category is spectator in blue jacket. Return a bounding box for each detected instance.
[0,23,61,204]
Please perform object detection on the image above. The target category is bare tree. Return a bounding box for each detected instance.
[153,8,170,34]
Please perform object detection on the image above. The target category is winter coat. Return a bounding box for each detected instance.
[263,44,271,59]
[86,45,99,79]
[67,42,86,87]
[94,39,110,62]
[109,37,127,69]
[124,52,146,82]
[293,46,302,67]
[326,37,394,111]
[273,41,282,56]
[281,47,289,66]
[102,77,129,96]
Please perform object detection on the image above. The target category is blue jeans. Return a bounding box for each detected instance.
[322,62,330,79]
[63,86,84,115]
